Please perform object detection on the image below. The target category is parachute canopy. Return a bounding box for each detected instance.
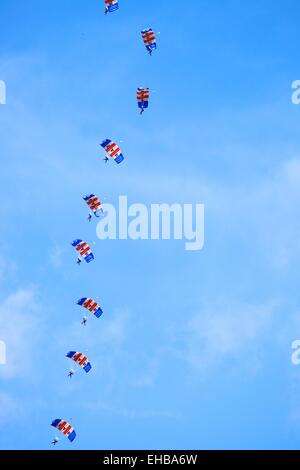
[137,88,150,112]
[101,139,124,164]
[71,240,94,263]
[77,297,103,318]
[105,0,119,14]
[51,419,76,442]
[83,194,104,218]
[66,351,92,373]
[141,29,157,54]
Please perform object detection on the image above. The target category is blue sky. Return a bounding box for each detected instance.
[1,0,300,450]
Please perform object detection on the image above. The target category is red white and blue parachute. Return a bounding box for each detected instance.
[71,240,94,263]
[137,88,150,114]
[51,419,76,442]
[83,194,105,218]
[77,297,103,318]
[101,139,124,164]
[105,0,119,14]
[66,351,92,373]
[141,29,157,55]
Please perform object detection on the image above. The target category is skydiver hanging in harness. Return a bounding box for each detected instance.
[68,369,75,379]
[81,316,88,326]
[77,258,82,266]
[140,107,145,115]
[88,213,92,222]
[51,437,59,446]
[103,156,109,163]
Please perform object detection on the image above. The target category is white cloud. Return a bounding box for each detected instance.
[173,301,276,373]
[0,392,21,424]
[0,288,42,379]
[60,308,130,349]
[93,154,300,272]
[49,245,66,269]
[83,400,177,420]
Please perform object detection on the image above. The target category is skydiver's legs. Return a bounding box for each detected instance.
[140,108,144,115]
[88,213,92,222]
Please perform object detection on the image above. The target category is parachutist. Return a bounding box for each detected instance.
[72,239,94,264]
[67,352,92,374]
[104,1,119,15]
[137,88,149,114]
[77,297,104,319]
[141,29,157,56]
[51,437,59,446]
[84,195,104,219]
[101,139,124,165]
[81,317,88,326]
[51,419,76,443]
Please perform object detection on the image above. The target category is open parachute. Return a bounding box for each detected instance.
[51,419,76,442]
[105,0,119,14]
[101,139,124,164]
[77,297,103,318]
[141,29,157,55]
[83,194,105,218]
[137,88,150,114]
[66,351,92,373]
[71,240,94,263]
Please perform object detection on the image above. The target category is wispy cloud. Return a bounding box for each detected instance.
[83,400,177,420]
[0,392,21,424]
[169,301,276,374]
[49,245,66,269]
[0,288,43,379]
